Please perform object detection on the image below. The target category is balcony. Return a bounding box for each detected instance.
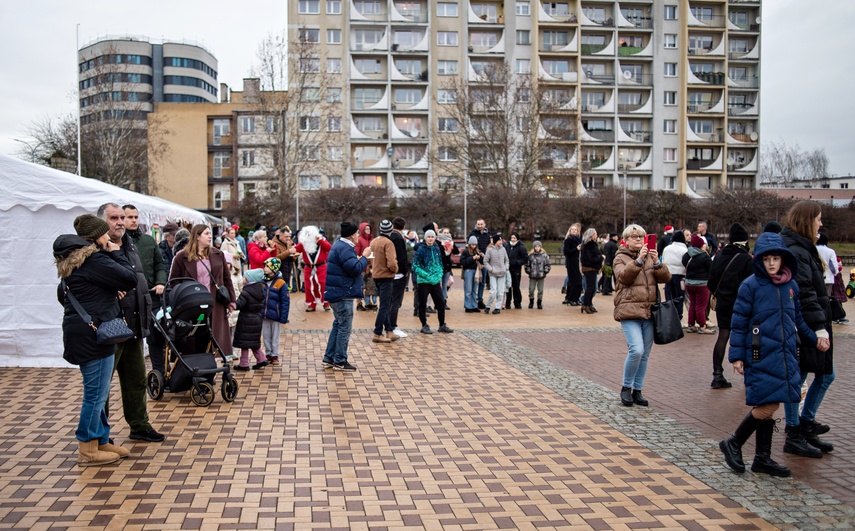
[617,102,647,113]
[688,131,724,143]
[581,43,609,55]
[620,17,652,29]
[585,129,614,142]
[687,100,720,113]
[618,72,652,86]
[693,71,726,85]
[539,3,578,24]
[728,20,760,32]
[688,13,726,28]
[623,131,652,143]
[582,71,615,85]
[392,1,428,22]
[687,158,717,170]
[618,45,645,57]
[729,132,758,143]
[728,76,760,89]
[727,102,756,116]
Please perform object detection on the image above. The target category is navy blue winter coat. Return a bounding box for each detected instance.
[729,233,817,406]
[324,239,368,303]
[262,272,290,324]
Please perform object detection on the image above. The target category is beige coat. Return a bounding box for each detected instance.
[612,246,671,321]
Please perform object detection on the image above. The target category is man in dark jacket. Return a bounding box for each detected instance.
[599,233,619,295]
[503,232,528,309]
[389,217,410,337]
[698,221,718,257]
[707,223,754,389]
[467,219,492,309]
[124,205,169,376]
[98,203,164,443]
[657,226,674,256]
[159,222,179,276]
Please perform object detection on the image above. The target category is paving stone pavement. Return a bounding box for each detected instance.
[0,287,853,529]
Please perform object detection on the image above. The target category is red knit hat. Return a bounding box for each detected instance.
[691,234,706,248]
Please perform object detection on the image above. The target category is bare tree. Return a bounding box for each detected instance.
[396,192,462,235]
[760,141,831,185]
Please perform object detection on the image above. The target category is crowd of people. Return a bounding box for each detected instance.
[54,200,847,479]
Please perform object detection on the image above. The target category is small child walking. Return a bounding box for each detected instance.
[720,232,827,477]
[233,269,268,371]
[525,240,551,309]
[262,257,290,364]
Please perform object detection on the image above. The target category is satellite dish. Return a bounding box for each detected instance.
[623,70,633,79]
[755,17,761,24]
[585,70,594,78]
[749,132,759,141]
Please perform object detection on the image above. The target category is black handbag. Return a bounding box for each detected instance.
[62,281,135,345]
[651,288,685,345]
[199,258,232,306]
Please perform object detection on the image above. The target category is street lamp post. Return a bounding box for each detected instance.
[622,171,627,228]
[463,171,468,235]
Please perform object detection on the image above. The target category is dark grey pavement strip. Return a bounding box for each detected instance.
[462,328,855,530]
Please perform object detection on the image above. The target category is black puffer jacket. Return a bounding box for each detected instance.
[580,240,604,270]
[117,232,153,339]
[781,227,833,374]
[505,241,528,272]
[54,235,138,365]
[708,243,753,318]
[233,282,264,349]
[563,235,582,267]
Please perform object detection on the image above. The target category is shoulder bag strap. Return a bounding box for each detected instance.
[712,255,738,296]
[61,280,97,332]
[198,257,224,290]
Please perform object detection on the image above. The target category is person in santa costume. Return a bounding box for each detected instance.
[295,226,332,311]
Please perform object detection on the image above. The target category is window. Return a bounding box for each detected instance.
[212,185,230,210]
[327,0,341,14]
[437,2,458,16]
[300,116,321,131]
[240,116,255,134]
[516,1,530,16]
[353,88,382,108]
[437,60,458,75]
[327,29,341,44]
[516,30,531,45]
[328,146,343,161]
[663,119,676,134]
[516,59,530,74]
[299,28,320,43]
[327,58,342,73]
[663,148,677,162]
[583,6,606,23]
[327,87,342,103]
[519,88,531,102]
[300,175,321,190]
[689,119,714,134]
[437,89,457,103]
[241,150,256,167]
[394,88,422,103]
[470,32,498,48]
[301,87,321,102]
[213,119,230,145]
[664,34,677,48]
[664,5,677,20]
[327,117,342,132]
[328,175,342,188]
[664,91,677,105]
[299,0,320,13]
[438,32,458,46]
[438,117,458,132]
[301,145,320,161]
[665,176,676,190]
[213,152,230,177]
[438,176,459,190]
[394,30,419,47]
[438,147,458,161]
[265,116,279,133]
[299,58,320,73]
[355,58,382,74]
[690,35,713,52]
[664,63,677,77]
[729,66,748,80]
[395,59,423,75]
[543,59,570,74]
[691,6,713,21]
[542,31,570,48]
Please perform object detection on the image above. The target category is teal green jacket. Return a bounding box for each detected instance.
[412,243,444,285]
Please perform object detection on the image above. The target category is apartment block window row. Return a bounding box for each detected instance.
[298,0,320,14]
[163,75,217,96]
[164,57,217,78]
[327,0,341,14]
[79,54,153,72]
[80,73,152,90]
[80,91,152,108]
[162,94,209,103]
[438,32,458,46]
[299,29,320,44]
[516,1,530,16]
[437,2,458,17]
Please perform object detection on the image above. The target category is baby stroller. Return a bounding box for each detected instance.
[146,278,239,407]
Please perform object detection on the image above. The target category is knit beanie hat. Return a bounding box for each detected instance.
[729,223,749,244]
[424,229,436,238]
[533,240,542,248]
[672,231,686,244]
[492,234,502,244]
[691,234,706,248]
[379,219,393,236]
[468,235,478,245]
[244,268,265,283]
[73,214,110,241]
[763,221,783,234]
[264,257,281,273]
[340,222,358,238]
[423,222,435,234]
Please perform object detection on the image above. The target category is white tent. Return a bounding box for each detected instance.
[0,155,212,367]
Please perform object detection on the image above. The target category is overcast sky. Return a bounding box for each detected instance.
[1,1,852,176]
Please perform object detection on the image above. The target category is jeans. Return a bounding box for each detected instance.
[463,269,477,309]
[486,275,507,311]
[477,270,486,303]
[389,276,407,329]
[418,283,446,327]
[784,368,836,426]
[441,271,451,302]
[108,339,151,433]
[324,300,354,364]
[583,270,598,306]
[262,319,280,357]
[621,319,654,390]
[77,355,114,443]
[373,279,394,336]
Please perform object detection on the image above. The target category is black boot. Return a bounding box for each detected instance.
[711,372,733,389]
[537,299,543,310]
[631,389,648,406]
[719,411,762,474]
[800,418,834,453]
[751,419,791,477]
[529,298,534,309]
[783,424,822,458]
[620,386,633,407]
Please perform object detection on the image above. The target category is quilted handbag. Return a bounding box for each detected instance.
[62,282,134,345]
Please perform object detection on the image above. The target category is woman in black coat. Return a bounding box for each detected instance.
[579,228,604,314]
[562,223,583,305]
[232,269,268,370]
[54,215,138,467]
[504,232,528,309]
[780,201,835,457]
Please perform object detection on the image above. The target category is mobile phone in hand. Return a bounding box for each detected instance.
[646,234,657,251]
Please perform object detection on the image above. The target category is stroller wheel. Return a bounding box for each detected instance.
[221,376,239,403]
[190,381,215,407]
[147,370,165,400]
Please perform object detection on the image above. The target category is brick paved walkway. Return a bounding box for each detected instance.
[1,287,853,529]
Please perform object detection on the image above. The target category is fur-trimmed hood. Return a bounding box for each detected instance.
[53,234,99,279]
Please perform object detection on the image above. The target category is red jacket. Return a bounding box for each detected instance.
[295,238,332,268]
[356,222,374,256]
[248,241,277,270]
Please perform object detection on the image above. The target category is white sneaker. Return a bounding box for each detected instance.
[393,328,408,338]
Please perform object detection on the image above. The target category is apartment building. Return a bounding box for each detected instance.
[289,0,762,196]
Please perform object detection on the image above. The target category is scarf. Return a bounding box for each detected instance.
[769,266,792,285]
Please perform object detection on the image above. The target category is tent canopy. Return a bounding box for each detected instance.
[0,155,214,367]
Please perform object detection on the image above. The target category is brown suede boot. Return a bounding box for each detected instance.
[99,442,130,458]
[385,331,399,341]
[78,440,121,467]
[372,334,391,343]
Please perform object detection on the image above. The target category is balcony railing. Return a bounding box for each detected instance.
[581,102,606,112]
[729,132,757,143]
[625,131,652,142]
[621,17,653,29]
[728,159,753,171]
[690,14,726,27]
[687,158,717,170]
[729,20,760,32]
[688,47,717,56]
[351,99,382,110]
[581,43,609,55]
[617,102,646,113]
[585,17,614,27]
[689,131,724,143]
[694,71,726,85]
[729,76,760,88]
[727,103,755,116]
[621,73,653,85]
[583,73,615,85]
[728,49,757,60]
[687,101,718,113]
[540,42,572,52]
[617,45,645,56]
[586,129,614,142]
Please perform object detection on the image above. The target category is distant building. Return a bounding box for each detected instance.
[760,175,855,207]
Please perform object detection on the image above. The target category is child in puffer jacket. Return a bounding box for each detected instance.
[262,258,290,364]
[525,241,551,309]
[233,269,268,371]
[719,232,826,479]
